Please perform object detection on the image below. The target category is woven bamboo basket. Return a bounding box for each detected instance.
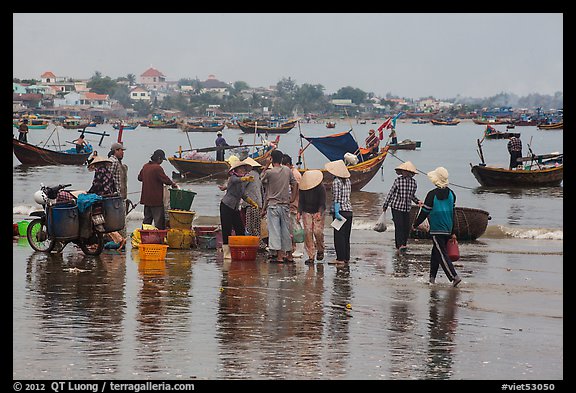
[409,206,491,241]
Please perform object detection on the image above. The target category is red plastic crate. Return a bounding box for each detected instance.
[139,229,168,244]
[229,245,258,261]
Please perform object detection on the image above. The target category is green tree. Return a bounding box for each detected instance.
[334,86,367,105]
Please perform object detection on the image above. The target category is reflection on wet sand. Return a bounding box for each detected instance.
[24,250,126,376]
[134,250,193,376]
[426,289,459,380]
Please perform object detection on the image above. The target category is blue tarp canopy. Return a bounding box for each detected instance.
[301,130,359,161]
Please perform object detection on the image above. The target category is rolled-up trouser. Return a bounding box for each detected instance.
[267,204,292,252]
[430,234,458,282]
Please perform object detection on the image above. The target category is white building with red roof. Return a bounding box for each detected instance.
[139,67,167,91]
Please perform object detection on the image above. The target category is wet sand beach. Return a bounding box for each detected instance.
[12,216,563,380]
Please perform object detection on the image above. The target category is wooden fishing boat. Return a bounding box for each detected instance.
[224,121,241,129]
[13,138,93,166]
[471,138,563,187]
[408,205,491,241]
[483,125,520,139]
[298,148,388,191]
[473,118,508,125]
[470,163,563,187]
[180,121,225,132]
[387,139,421,150]
[62,117,91,129]
[537,121,563,130]
[14,115,50,129]
[298,128,392,191]
[112,122,138,130]
[237,119,298,134]
[168,138,279,179]
[430,118,460,126]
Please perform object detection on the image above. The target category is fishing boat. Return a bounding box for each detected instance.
[168,136,280,179]
[112,122,139,130]
[537,121,563,130]
[472,117,508,125]
[14,115,50,129]
[144,113,179,129]
[430,118,460,126]
[237,119,298,134]
[179,120,225,133]
[326,121,336,128]
[224,121,241,129]
[482,125,520,140]
[408,205,491,241]
[13,138,93,166]
[470,138,563,187]
[411,119,429,124]
[62,117,91,129]
[297,129,389,191]
[387,139,421,150]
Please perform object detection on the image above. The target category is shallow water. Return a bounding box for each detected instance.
[12,121,563,380]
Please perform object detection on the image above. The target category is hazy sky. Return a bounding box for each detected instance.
[13,13,563,99]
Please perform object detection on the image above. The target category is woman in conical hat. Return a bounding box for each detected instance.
[324,160,352,264]
[218,156,259,259]
[298,170,326,264]
[382,160,422,254]
[239,157,266,250]
[413,166,462,287]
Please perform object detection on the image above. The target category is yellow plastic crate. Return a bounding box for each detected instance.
[139,243,168,260]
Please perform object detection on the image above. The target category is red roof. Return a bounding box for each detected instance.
[83,92,109,100]
[141,67,165,77]
[41,71,56,78]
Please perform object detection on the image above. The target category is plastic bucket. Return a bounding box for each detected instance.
[101,196,125,232]
[169,188,196,211]
[17,220,29,237]
[168,209,195,229]
[47,202,79,240]
[228,235,259,247]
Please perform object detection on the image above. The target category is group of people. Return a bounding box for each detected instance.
[218,149,354,266]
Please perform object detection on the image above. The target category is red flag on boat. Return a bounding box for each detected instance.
[377,117,392,140]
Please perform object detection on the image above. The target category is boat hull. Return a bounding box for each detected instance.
[298,148,388,191]
[409,206,491,241]
[484,132,520,139]
[168,148,274,179]
[13,138,91,166]
[237,121,297,134]
[470,164,563,187]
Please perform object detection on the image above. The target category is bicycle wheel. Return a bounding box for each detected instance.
[26,218,56,253]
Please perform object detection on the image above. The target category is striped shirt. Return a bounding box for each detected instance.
[332,177,352,212]
[382,175,419,212]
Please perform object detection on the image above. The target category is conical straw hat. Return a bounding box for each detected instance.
[242,157,261,167]
[395,161,418,174]
[324,159,350,178]
[300,170,324,190]
[228,159,250,172]
[87,155,112,171]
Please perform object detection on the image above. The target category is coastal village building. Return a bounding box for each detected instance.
[200,74,230,98]
[130,86,151,101]
[139,67,168,91]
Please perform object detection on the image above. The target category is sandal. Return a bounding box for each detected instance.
[316,251,324,261]
[304,259,315,265]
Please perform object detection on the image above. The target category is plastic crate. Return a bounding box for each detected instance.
[197,235,217,249]
[139,229,168,244]
[139,243,168,260]
[230,245,258,261]
[229,235,259,247]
